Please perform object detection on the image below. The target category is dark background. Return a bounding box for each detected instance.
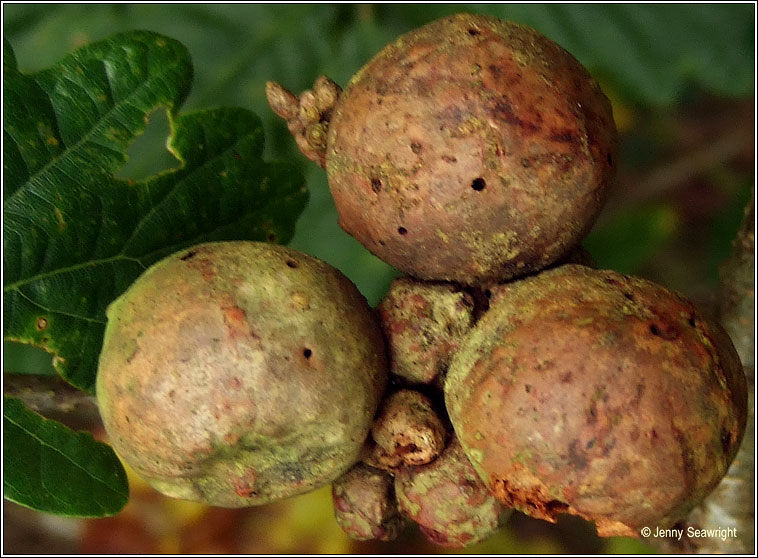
[3,3,754,554]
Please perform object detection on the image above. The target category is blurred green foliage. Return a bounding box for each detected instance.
[3,4,754,554]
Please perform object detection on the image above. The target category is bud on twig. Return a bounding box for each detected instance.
[313,75,341,113]
[305,122,328,151]
[298,90,321,124]
[265,75,342,169]
[265,81,299,121]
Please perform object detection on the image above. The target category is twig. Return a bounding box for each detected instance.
[3,374,98,416]
[652,192,755,554]
[599,118,752,225]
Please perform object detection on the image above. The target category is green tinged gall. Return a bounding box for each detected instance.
[96,241,388,507]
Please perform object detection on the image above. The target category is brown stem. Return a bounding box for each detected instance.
[720,193,755,367]
[598,118,752,226]
[651,192,755,554]
[3,374,98,416]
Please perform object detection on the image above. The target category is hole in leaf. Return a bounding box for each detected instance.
[398,227,408,235]
[3,341,57,375]
[303,348,312,359]
[371,178,382,193]
[468,28,480,36]
[286,260,298,269]
[114,109,179,181]
[180,250,197,261]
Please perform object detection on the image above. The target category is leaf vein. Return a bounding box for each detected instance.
[7,57,160,205]
[5,414,124,497]
[118,142,243,257]
[4,254,144,294]
[4,123,34,186]
[13,288,107,324]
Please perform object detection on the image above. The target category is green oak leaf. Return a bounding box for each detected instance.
[3,31,307,393]
[4,396,129,517]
